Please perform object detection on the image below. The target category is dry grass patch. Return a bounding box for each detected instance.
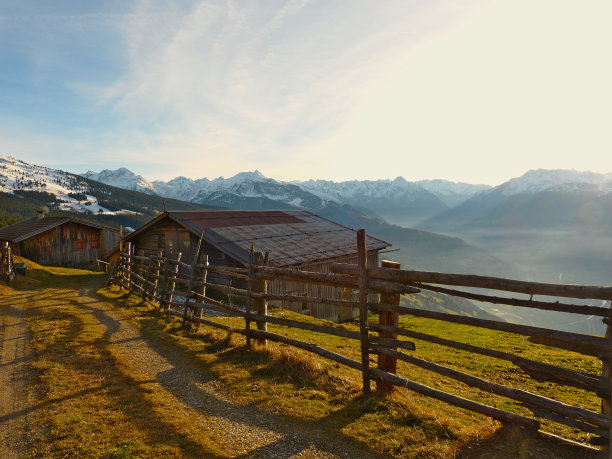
[16,279,228,457]
[4,259,602,458]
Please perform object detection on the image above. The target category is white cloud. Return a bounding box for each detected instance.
[285,0,612,183]
[3,0,610,184]
[90,0,481,180]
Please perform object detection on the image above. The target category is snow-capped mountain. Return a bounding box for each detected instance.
[0,156,212,231]
[81,168,155,194]
[416,179,491,207]
[295,177,489,208]
[497,169,612,196]
[421,168,612,233]
[418,168,612,287]
[294,176,490,226]
[0,155,135,215]
[81,167,490,228]
[150,171,334,210]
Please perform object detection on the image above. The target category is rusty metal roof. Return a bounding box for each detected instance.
[0,216,118,243]
[165,210,390,267]
[167,210,305,228]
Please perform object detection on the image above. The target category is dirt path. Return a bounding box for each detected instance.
[0,291,32,458]
[74,287,383,458]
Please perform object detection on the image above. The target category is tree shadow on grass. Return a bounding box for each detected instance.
[453,423,603,458]
[104,288,610,458]
[86,289,394,458]
[15,290,227,458]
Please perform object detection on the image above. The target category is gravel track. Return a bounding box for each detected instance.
[76,288,384,458]
[0,291,32,458]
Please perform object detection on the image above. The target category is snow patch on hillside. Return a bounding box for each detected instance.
[0,155,138,216]
[81,167,156,194]
[497,169,612,195]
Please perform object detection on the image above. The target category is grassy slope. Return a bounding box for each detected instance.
[6,260,603,458]
[0,182,218,231]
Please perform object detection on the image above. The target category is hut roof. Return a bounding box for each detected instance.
[0,216,117,243]
[125,210,390,266]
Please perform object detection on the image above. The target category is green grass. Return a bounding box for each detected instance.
[5,260,604,457]
[96,287,604,457]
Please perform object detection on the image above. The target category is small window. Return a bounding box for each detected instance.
[73,240,85,251]
[40,245,50,255]
[89,239,100,249]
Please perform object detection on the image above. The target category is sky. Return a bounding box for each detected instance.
[0,0,610,185]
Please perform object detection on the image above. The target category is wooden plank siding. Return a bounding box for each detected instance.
[17,222,116,268]
[267,251,380,321]
[124,215,385,322]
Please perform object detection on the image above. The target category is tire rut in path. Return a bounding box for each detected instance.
[78,289,383,458]
[0,292,32,459]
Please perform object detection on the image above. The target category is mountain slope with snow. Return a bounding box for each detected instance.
[78,164,516,277]
[0,156,122,215]
[418,169,612,287]
[81,168,156,194]
[0,156,212,229]
[497,169,612,196]
[79,167,490,227]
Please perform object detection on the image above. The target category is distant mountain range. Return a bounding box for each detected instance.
[0,156,212,230]
[81,168,490,227]
[80,164,612,335]
[3,154,611,333]
[0,155,513,278]
[418,169,612,287]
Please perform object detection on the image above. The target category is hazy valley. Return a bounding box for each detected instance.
[2,155,611,334]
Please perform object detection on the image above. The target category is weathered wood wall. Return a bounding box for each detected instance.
[267,250,380,321]
[18,222,118,268]
[123,216,384,321]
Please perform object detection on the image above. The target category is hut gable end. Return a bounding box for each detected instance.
[122,210,390,269]
[119,210,391,321]
[0,216,120,268]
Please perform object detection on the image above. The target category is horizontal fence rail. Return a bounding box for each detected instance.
[107,231,612,452]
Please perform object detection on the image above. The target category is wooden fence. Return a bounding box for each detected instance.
[0,242,14,282]
[107,230,612,452]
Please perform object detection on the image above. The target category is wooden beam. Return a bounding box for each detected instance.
[331,263,612,300]
[252,292,359,309]
[415,283,610,317]
[369,367,540,429]
[250,329,363,371]
[369,304,611,357]
[357,229,371,396]
[377,259,401,394]
[372,345,610,429]
[369,322,609,396]
[248,312,361,340]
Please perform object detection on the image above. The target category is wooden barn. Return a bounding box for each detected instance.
[0,214,120,269]
[120,210,391,321]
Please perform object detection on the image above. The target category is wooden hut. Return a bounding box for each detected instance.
[0,214,120,269]
[121,210,390,321]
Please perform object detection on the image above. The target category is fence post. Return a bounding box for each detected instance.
[0,242,10,281]
[136,249,144,293]
[151,251,162,303]
[195,254,208,327]
[183,232,204,329]
[126,242,132,293]
[254,251,270,346]
[114,252,124,288]
[357,229,371,396]
[158,254,170,309]
[117,248,126,289]
[245,246,254,347]
[377,260,401,394]
[166,252,182,310]
[602,290,612,451]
